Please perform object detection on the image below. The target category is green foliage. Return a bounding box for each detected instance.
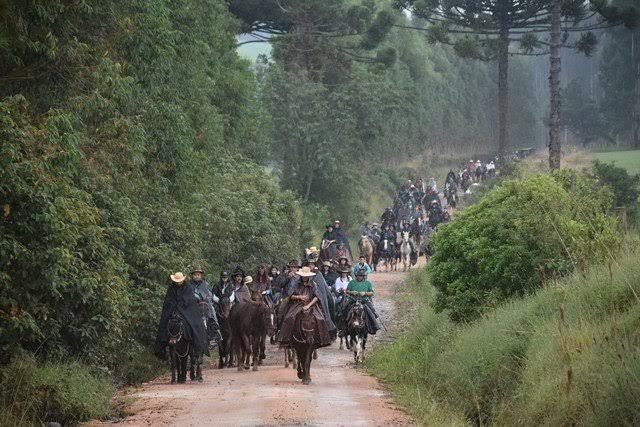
[590,159,640,220]
[0,355,114,425]
[0,0,311,384]
[429,171,620,321]
[368,243,640,425]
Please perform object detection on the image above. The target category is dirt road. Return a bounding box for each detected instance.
[97,268,413,426]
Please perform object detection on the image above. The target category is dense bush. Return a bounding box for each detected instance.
[428,171,620,321]
[367,241,640,425]
[590,159,640,221]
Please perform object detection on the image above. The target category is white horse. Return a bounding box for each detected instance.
[399,231,412,271]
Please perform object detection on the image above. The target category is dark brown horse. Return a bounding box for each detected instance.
[292,309,317,385]
[229,302,275,371]
[216,296,233,368]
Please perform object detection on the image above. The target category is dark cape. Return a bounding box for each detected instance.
[154,281,210,359]
[278,280,331,348]
[289,273,336,335]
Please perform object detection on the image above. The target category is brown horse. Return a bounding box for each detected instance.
[358,235,375,269]
[216,296,233,369]
[292,309,317,385]
[229,302,275,371]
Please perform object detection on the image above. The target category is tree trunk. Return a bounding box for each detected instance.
[498,25,510,159]
[548,0,562,169]
[633,31,640,149]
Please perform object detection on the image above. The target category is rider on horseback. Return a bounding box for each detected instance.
[189,265,222,345]
[154,272,210,360]
[278,267,331,348]
[353,255,372,277]
[342,270,380,335]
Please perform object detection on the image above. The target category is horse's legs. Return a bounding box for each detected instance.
[178,355,187,383]
[242,334,251,370]
[339,335,343,350]
[302,345,313,385]
[234,337,243,372]
[260,332,267,361]
[170,348,177,384]
[295,347,304,379]
[251,336,260,371]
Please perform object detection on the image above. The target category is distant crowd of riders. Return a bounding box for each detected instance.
[154,156,509,384]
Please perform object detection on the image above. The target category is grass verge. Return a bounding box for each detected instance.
[367,239,640,425]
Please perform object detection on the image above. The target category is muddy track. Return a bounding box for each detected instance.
[90,268,416,427]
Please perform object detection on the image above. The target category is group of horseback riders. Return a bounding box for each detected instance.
[153,219,380,384]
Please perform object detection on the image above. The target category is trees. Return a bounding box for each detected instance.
[599,0,640,148]
[394,0,638,167]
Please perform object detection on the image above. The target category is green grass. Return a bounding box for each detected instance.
[367,238,640,426]
[592,150,640,174]
[0,356,115,426]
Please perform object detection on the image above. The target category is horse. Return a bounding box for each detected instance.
[378,238,396,272]
[216,295,233,369]
[399,231,412,271]
[229,302,275,371]
[358,235,375,268]
[291,309,317,385]
[344,299,368,364]
[166,312,191,384]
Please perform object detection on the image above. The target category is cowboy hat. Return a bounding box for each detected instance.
[338,267,351,274]
[298,266,316,277]
[289,259,301,268]
[170,272,186,283]
[322,261,331,267]
[305,246,319,254]
[191,264,204,274]
[243,275,253,285]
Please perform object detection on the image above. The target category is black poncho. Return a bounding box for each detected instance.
[154,281,210,359]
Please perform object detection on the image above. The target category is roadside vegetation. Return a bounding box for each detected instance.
[368,162,640,425]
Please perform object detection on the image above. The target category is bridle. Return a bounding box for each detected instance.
[167,314,190,358]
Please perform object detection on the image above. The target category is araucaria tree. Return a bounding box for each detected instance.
[394,0,638,166]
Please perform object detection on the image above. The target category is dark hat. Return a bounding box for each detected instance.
[191,264,204,274]
[233,266,244,277]
[326,224,333,229]
[220,270,229,277]
[289,259,301,268]
[356,270,366,276]
[339,267,351,274]
[301,259,310,267]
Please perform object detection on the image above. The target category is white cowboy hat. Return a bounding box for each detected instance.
[298,266,316,277]
[170,272,186,283]
[243,275,253,285]
[305,246,319,254]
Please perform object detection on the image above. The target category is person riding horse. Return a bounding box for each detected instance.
[278,266,331,348]
[380,207,396,230]
[231,269,252,305]
[213,270,233,301]
[428,199,445,228]
[154,272,210,360]
[189,265,222,345]
[341,270,380,335]
[320,261,337,287]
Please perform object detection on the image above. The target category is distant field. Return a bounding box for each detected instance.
[592,150,640,174]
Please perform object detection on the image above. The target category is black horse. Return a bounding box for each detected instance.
[344,300,368,363]
[167,312,193,383]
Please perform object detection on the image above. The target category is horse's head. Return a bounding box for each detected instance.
[218,296,232,320]
[167,312,184,344]
[257,303,276,337]
[348,301,366,331]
